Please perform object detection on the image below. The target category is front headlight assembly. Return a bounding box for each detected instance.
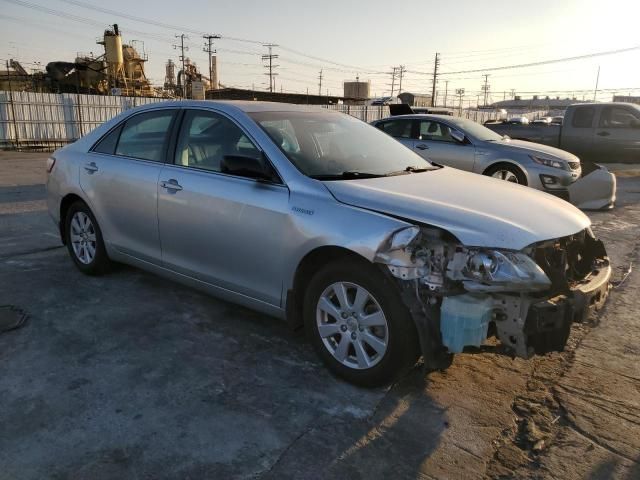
[453,249,551,292]
[530,155,565,170]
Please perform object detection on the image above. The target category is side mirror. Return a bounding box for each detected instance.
[221,153,274,181]
[450,129,466,143]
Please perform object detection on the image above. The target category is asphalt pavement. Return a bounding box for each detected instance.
[0,152,638,479]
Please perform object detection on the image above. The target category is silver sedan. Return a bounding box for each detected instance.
[371,114,581,195]
[46,101,610,386]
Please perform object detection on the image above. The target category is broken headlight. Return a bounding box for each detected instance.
[460,249,551,292]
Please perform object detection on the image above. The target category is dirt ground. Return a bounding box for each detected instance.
[0,152,638,479]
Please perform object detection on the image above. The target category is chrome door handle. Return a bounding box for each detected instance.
[160,179,183,191]
[84,162,99,173]
[416,144,429,150]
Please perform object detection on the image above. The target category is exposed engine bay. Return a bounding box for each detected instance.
[375,225,611,366]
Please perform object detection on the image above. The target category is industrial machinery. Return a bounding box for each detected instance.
[43,24,155,96]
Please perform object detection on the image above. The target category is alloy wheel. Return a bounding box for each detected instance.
[70,211,97,265]
[491,169,520,183]
[315,281,389,370]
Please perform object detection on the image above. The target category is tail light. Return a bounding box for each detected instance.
[46,157,56,173]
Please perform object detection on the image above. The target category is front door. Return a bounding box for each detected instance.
[80,109,177,263]
[157,109,290,306]
[593,105,640,163]
[415,119,475,171]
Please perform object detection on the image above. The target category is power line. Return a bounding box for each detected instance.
[440,45,640,75]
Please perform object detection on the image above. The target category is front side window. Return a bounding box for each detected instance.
[571,107,595,128]
[115,110,175,162]
[175,110,261,172]
[599,106,640,128]
[419,121,455,142]
[251,111,435,178]
[377,119,414,139]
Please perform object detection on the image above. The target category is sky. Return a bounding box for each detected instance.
[1,0,640,104]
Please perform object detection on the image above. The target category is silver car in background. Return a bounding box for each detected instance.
[371,114,582,195]
[46,101,610,386]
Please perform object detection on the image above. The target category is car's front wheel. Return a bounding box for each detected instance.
[484,163,527,185]
[64,201,111,275]
[304,258,419,387]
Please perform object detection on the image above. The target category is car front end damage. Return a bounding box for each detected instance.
[374,225,611,367]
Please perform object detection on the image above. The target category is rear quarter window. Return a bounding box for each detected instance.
[92,124,122,155]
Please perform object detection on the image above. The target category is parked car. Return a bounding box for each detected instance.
[485,102,640,163]
[371,114,581,195]
[531,117,553,125]
[46,101,610,386]
[507,116,530,125]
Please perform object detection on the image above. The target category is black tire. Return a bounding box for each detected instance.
[303,258,419,387]
[64,200,111,275]
[484,163,528,185]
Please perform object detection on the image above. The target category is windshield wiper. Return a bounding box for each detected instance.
[310,171,386,180]
[386,166,434,176]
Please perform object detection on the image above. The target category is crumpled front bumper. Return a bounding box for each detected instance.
[522,262,611,357]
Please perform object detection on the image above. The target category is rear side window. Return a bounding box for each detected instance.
[92,125,122,155]
[377,120,414,139]
[419,120,454,142]
[571,107,595,128]
[115,110,175,162]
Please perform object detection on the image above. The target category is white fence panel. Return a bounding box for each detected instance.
[0,91,548,151]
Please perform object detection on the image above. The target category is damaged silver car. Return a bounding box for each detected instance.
[46,101,611,387]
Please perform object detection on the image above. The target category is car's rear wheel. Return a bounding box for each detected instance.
[64,201,111,275]
[304,258,419,387]
[485,163,527,185]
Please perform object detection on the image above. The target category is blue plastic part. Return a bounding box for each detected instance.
[440,294,493,353]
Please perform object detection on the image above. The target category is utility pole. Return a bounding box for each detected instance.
[431,53,440,107]
[389,67,398,98]
[510,88,516,99]
[318,69,323,96]
[456,88,465,116]
[443,80,449,108]
[262,44,279,93]
[203,34,221,91]
[481,74,490,107]
[593,65,600,102]
[397,65,406,95]
[173,34,189,98]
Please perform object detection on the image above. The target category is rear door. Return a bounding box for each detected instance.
[562,106,596,161]
[157,108,290,305]
[592,105,640,162]
[415,119,475,171]
[81,109,177,263]
[374,118,416,150]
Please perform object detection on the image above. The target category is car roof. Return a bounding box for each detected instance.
[373,114,460,122]
[128,100,328,114]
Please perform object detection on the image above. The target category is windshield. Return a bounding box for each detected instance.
[249,111,436,178]
[447,117,503,142]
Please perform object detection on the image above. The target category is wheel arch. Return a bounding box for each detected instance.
[285,246,372,331]
[59,193,86,244]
